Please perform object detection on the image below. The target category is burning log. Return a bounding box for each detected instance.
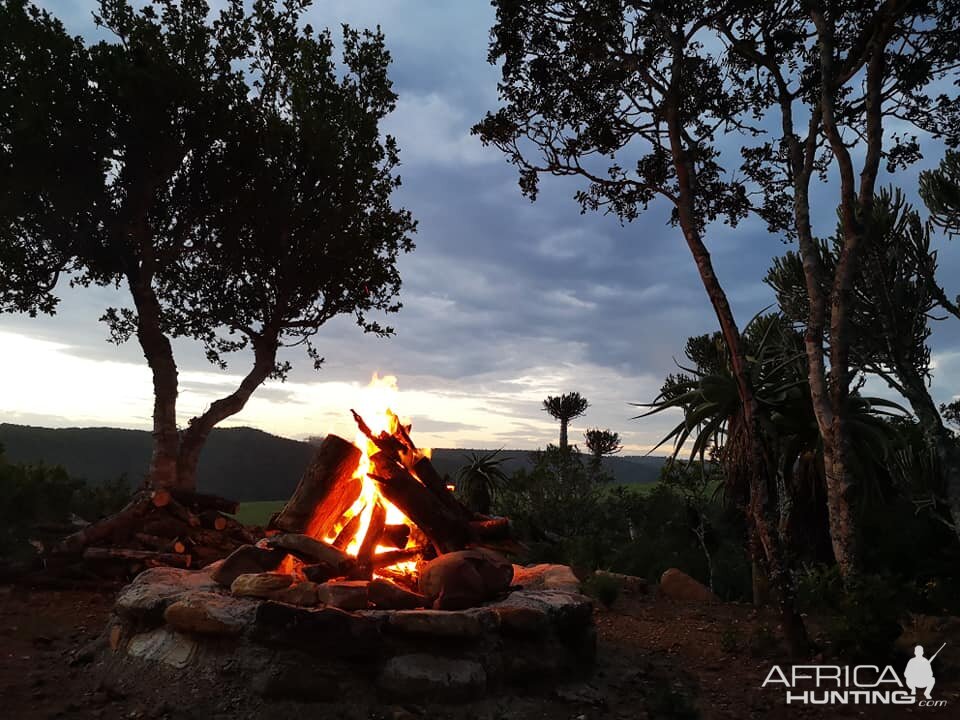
[371,545,426,569]
[332,511,364,550]
[271,434,362,537]
[381,524,411,549]
[302,562,343,583]
[369,454,470,554]
[82,546,192,569]
[265,534,354,573]
[356,501,387,570]
[412,456,474,523]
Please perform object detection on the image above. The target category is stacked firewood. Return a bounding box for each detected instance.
[50,487,255,575]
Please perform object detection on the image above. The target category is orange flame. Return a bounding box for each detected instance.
[322,373,421,576]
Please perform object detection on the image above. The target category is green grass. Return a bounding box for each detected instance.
[234,500,285,526]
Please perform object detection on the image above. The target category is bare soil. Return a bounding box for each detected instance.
[0,583,956,719]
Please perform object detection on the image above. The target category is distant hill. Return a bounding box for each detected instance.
[0,423,664,502]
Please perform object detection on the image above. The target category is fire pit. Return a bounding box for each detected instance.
[99,378,596,702]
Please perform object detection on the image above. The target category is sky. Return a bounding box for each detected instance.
[2,0,960,453]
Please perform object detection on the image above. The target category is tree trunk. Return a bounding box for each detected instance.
[664,91,808,655]
[175,336,279,490]
[559,418,568,451]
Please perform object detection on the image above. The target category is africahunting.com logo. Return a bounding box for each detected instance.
[762,643,948,707]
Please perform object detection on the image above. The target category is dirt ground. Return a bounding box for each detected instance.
[0,583,956,720]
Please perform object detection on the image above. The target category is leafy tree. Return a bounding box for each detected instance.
[921,150,960,238]
[0,0,416,490]
[767,189,960,537]
[583,428,623,468]
[542,392,589,452]
[455,450,510,516]
[473,0,807,653]
[720,0,960,577]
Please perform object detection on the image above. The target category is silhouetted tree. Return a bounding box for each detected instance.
[542,393,589,452]
[720,0,960,578]
[583,428,622,468]
[0,0,415,490]
[474,0,808,653]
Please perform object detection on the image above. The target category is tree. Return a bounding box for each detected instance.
[719,0,960,577]
[583,428,623,468]
[475,1,807,653]
[767,189,960,538]
[542,392,589,452]
[0,0,416,491]
[921,150,960,237]
[455,450,510,516]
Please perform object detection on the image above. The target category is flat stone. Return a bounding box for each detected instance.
[317,580,369,611]
[252,601,382,658]
[270,581,321,607]
[659,568,718,604]
[210,545,287,588]
[163,592,258,635]
[231,572,294,598]
[387,609,497,638]
[511,564,581,593]
[378,654,486,701]
[115,567,219,623]
[490,590,593,630]
[126,627,198,669]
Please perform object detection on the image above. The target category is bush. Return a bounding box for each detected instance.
[796,565,905,662]
[583,572,622,607]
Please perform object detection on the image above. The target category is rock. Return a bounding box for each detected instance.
[163,592,258,635]
[594,570,648,595]
[419,550,513,609]
[369,579,427,610]
[378,654,486,701]
[270,581,321,607]
[210,545,287,588]
[125,627,197,669]
[658,568,718,603]
[252,601,382,658]
[490,590,593,631]
[317,580,369,610]
[388,609,497,639]
[512,564,581,593]
[231,572,294,598]
[115,567,219,623]
[491,605,549,635]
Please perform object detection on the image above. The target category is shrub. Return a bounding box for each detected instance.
[584,572,622,607]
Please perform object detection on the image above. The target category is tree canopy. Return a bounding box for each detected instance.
[0,0,416,489]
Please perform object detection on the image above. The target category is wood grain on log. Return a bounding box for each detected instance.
[265,534,354,572]
[198,510,228,531]
[271,434,362,537]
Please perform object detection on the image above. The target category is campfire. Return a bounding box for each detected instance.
[100,376,594,701]
[207,374,516,610]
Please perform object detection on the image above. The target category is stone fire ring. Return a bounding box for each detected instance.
[100,563,596,703]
